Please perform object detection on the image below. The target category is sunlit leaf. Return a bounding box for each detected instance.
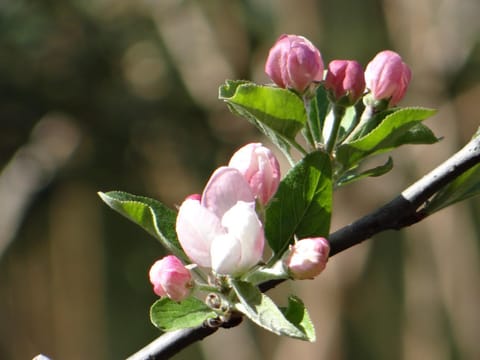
[336,107,437,171]
[98,191,187,261]
[280,296,315,342]
[219,80,306,158]
[307,85,330,145]
[265,150,332,259]
[232,280,314,341]
[150,297,217,331]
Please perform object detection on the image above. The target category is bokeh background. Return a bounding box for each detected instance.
[1,0,479,359]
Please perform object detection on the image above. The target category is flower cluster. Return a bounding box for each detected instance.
[99,30,441,341]
[94,29,448,344]
[265,34,411,108]
[149,143,331,301]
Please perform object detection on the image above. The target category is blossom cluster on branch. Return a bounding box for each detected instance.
[99,34,480,348]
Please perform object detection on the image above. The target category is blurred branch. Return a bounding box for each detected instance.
[127,132,480,360]
[0,113,80,258]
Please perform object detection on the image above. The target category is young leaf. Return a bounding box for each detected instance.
[335,157,394,187]
[265,150,332,259]
[98,191,187,261]
[231,280,314,341]
[219,80,307,142]
[424,163,480,214]
[336,107,438,171]
[348,108,395,141]
[307,85,330,145]
[150,297,217,331]
[336,104,360,144]
[280,296,315,342]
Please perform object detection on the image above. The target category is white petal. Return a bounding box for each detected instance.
[210,233,241,275]
[222,201,264,272]
[176,199,224,267]
[202,167,254,218]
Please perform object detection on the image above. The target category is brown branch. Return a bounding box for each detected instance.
[127,132,480,360]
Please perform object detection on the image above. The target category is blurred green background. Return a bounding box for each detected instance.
[1,0,479,359]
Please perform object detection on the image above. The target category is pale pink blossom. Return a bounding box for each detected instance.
[285,237,330,280]
[149,255,192,301]
[228,143,280,205]
[265,34,324,93]
[364,50,412,106]
[325,60,365,105]
[176,167,264,275]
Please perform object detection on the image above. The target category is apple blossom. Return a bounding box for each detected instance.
[149,255,192,301]
[228,143,280,205]
[364,50,412,106]
[176,166,264,276]
[325,59,365,106]
[285,237,330,280]
[265,34,324,93]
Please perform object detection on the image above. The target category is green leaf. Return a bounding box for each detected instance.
[98,191,187,261]
[349,108,395,141]
[424,163,480,214]
[265,150,332,259]
[336,107,438,171]
[336,104,361,144]
[335,157,394,187]
[219,80,307,142]
[232,280,313,341]
[280,296,315,342]
[307,85,330,145]
[150,297,217,331]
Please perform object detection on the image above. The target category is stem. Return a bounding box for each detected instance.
[325,105,346,154]
[287,138,308,157]
[195,284,220,293]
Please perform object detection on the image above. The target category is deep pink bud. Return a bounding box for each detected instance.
[228,143,281,205]
[285,237,330,280]
[325,60,365,105]
[186,193,201,201]
[149,255,192,301]
[265,34,324,93]
[364,50,412,106]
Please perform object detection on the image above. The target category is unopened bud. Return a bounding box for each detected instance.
[149,255,193,302]
[186,193,201,201]
[265,34,324,93]
[228,143,281,205]
[285,237,330,280]
[325,60,365,106]
[364,50,411,107]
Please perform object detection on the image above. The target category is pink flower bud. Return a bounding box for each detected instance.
[149,255,192,301]
[265,34,324,93]
[325,60,365,105]
[228,143,280,205]
[285,237,330,280]
[364,50,412,106]
[186,193,201,201]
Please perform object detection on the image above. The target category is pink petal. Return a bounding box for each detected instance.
[176,199,225,267]
[202,166,254,218]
